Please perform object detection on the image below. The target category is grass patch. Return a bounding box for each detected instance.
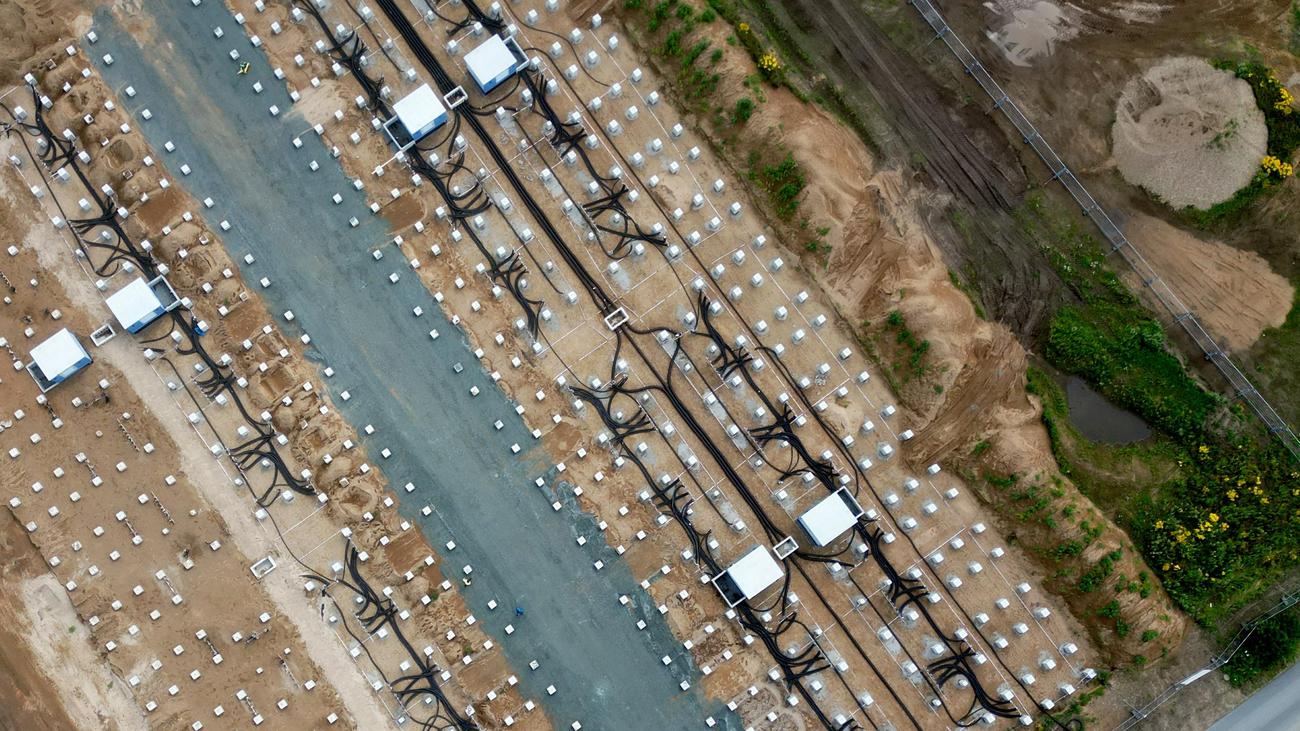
[731,96,755,124]
[747,149,805,220]
[1245,289,1300,428]
[1046,305,1217,441]
[883,309,931,379]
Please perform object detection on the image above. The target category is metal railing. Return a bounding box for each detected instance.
[905,0,1300,460]
[1111,590,1300,729]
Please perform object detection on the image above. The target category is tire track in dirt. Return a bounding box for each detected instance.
[781,0,1068,335]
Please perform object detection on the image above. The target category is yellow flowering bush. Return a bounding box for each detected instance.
[1261,154,1295,180]
[1273,81,1294,114]
[1137,439,1300,624]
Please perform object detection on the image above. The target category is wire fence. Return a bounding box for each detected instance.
[905,0,1300,461]
[1110,589,1300,729]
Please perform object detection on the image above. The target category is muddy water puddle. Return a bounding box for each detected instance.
[1065,376,1151,444]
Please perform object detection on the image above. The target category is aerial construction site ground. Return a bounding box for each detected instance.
[1,1,1298,730]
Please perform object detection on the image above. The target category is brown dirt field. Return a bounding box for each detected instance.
[1121,212,1295,352]
[0,518,84,731]
[0,0,97,85]
[0,31,538,728]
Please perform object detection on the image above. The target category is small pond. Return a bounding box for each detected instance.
[1065,377,1152,444]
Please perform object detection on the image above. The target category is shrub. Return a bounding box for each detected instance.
[1045,305,1217,441]
[1175,61,1300,224]
[660,29,684,57]
[749,151,805,219]
[1213,61,1300,159]
[649,0,675,31]
[1133,440,1300,623]
[730,96,755,124]
[1222,609,1300,686]
[1078,550,1123,593]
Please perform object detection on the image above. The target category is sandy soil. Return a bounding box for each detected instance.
[14,573,149,731]
[205,1,1119,725]
[0,516,137,731]
[1112,56,1267,210]
[0,0,96,84]
[0,136,366,730]
[1121,212,1295,351]
[0,30,538,728]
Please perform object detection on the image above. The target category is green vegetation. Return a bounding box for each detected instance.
[739,0,812,69]
[747,150,805,219]
[1017,192,1300,626]
[703,0,877,149]
[1023,191,1218,441]
[1290,2,1300,57]
[1246,290,1300,429]
[731,96,755,124]
[1034,680,1106,731]
[881,309,931,380]
[622,0,833,267]
[947,268,986,319]
[1079,550,1123,593]
[1131,437,1300,623]
[1222,607,1300,686]
[1206,118,1239,150]
[1046,305,1217,441]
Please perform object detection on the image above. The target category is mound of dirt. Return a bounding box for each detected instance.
[1112,56,1267,210]
[1122,212,1294,351]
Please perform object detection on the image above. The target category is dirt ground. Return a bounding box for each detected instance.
[0,517,106,731]
[0,0,96,84]
[8,0,1284,727]
[234,1,1123,727]
[1,27,538,730]
[1121,212,1295,351]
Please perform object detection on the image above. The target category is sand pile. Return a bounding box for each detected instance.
[1112,56,1266,209]
[1122,213,1293,351]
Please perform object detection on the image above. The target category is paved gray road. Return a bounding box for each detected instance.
[1208,660,1300,731]
[90,3,731,729]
